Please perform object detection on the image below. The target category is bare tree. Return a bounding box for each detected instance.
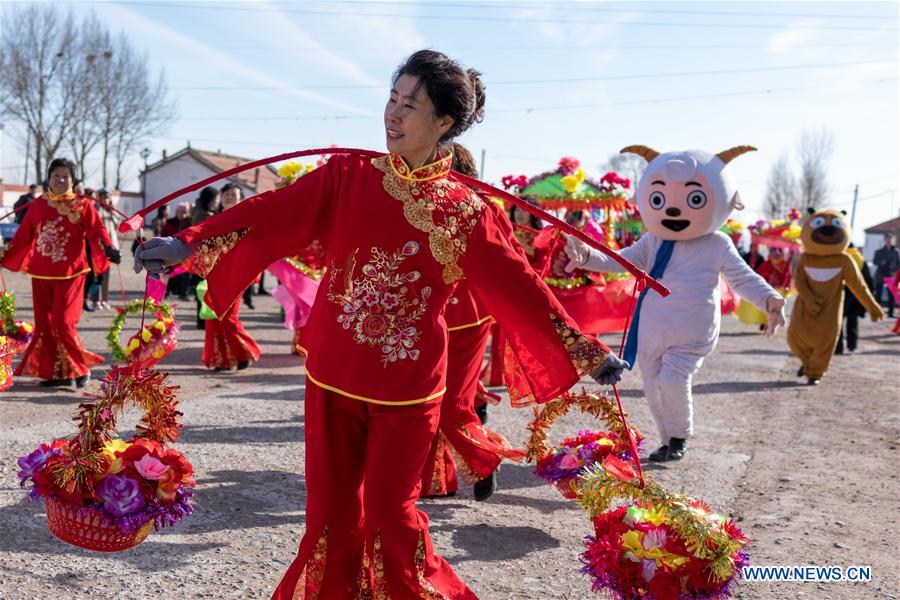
[109,36,176,189]
[1,5,175,188]
[601,152,646,191]
[764,154,798,218]
[797,128,835,210]
[0,4,81,183]
[66,14,112,180]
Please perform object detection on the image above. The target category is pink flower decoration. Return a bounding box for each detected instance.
[134,454,171,480]
[559,453,582,470]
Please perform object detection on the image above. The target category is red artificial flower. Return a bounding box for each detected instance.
[558,156,580,174]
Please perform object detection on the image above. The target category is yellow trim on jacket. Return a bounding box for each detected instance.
[27,268,91,280]
[297,345,445,406]
[446,314,494,332]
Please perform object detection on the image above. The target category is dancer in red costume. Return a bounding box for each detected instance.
[1,158,120,388]
[419,144,524,502]
[197,183,261,371]
[135,51,626,599]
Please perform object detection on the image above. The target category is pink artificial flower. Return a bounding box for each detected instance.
[559,453,582,470]
[134,453,171,480]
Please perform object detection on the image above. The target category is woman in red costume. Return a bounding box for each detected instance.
[135,50,626,599]
[197,183,261,371]
[1,158,120,387]
[419,144,523,502]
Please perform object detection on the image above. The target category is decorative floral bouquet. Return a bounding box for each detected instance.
[577,458,749,600]
[108,299,179,366]
[527,391,644,499]
[581,502,749,600]
[16,366,194,551]
[0,290,35,390]
[535,429,631,499]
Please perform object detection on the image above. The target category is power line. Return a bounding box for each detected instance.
[173,76,897,121]
[201,0,898,21]
[166,59,898,91]
[119,2,899,31]
[207,42,900,51]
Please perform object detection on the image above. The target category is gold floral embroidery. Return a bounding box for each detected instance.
[428,432,450,496]
[327,242,431,367]
[447,443,481,486]
[35,217,71,263]
[551,313,609,376]
[292,528,327,600]
[191,230,247,277]
[416,531,450,600]
[371,532,389,600]
[373,155,483,284]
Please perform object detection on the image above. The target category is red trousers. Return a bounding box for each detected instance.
[16,276,103,380]
[202,297,261,369]
[479,324,505,387]
[272,382,476,599]
[420,323,523,497]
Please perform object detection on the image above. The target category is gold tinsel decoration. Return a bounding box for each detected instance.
[525,390,644,463]
[576,463,748,583]
[51,366,181,495]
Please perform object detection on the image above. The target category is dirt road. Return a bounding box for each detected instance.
[0,268,897,599]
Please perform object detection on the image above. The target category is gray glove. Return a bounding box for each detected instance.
[590,353,629,386]
[133,236,191,274]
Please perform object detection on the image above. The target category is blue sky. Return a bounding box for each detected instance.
[1,0,897,241]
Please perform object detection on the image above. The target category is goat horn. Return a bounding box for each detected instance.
[620,145,660,162]
[716,145,757,165]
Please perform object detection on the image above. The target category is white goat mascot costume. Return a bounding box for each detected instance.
[566,145,785,461]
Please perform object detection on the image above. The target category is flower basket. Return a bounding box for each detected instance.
[17,366,194,551]
[526,391,644,499]
[576,459,749,599]
[108,299,179,366]
[44,496,155,552]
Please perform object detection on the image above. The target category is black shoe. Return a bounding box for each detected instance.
[237,360,250,371]
[83,302,95,313]
[75,372,91,388]
[197,319,206,330]
[796,366,805,377]
[807,378,820,386]
[178,294,190,301]
[243,296,255,310]
[473,470,497,502]
[834,347,844,355]
[648,445,669,462]
[214,366,229,372]
[39,378,74,388]
[667,437,688,460]
[257,288,270,296]
[474,403,488,425]
[758,324,765,332]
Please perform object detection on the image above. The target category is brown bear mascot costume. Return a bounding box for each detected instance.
[788,208,884,384]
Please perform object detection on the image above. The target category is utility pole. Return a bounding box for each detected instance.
[479,149,486,180]
[850,184,859,230]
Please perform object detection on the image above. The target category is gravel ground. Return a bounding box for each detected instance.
[0,267,897,600]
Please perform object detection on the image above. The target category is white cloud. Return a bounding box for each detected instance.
[767,19,822,54]
[96,2,374,115]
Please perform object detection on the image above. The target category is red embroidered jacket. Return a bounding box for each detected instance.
[444,281,492,332]
[176,153,610,405]
[2,194,112,279]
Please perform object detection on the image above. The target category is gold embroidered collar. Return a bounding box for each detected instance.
[387,151,453,182]
[45,189,82,224]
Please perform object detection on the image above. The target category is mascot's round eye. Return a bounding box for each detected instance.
[686,190,707,209]
[831,217,844,229]
[810,216,826,228]
[648,191,665,209]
